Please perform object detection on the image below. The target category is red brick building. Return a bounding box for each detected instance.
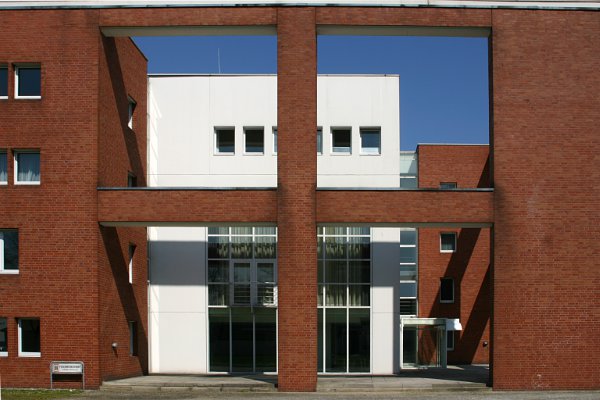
[0,1,599,392]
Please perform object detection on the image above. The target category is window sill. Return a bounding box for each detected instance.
[360,153,381,156]
[0,182,7,185]
[243,152,264,156]
[214,152,235,156]
[0,270,19,275]
[440,300,455,304]
[15,181,40,185]
[19,352,41,358]
[0,96,7,100]
[15,96,42,100]
[440,250,456,254]
[331,152,352,156]
[0,352,7,357]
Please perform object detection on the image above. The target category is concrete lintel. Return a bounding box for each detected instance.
[317,25,491,37]
[101,25,276,37]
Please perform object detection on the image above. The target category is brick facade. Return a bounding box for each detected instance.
[0,4,598,392]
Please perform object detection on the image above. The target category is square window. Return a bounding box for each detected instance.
[400,282,417,298]
[128,97,136,129]
[0,66,7,98]
[215,128,235,154]
[440,232,457,253]
[0,230,19,272]
[0,151,7,184]
[273,127,277,154]
[18,318,40,357]
[15,151,40,184]
[317,128,323,154]
[399,298,417,316]
[15,65,41,98]
[360,128,381,154]
[244,128,264,154]
[447,330,455,351]
[440,182,457,190]
[332,128,351,154]
[0,318,7,355]
[440,278,454,303]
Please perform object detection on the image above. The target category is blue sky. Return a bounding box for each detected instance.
[133,35,488,150]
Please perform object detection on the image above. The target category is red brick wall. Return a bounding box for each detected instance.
[418,145,490,189]
[492,9,600,390]
[97,36,148,382]
[276,8,318,392]
[0,9,102,388]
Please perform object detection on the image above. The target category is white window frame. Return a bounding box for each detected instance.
[14,64,41,100]
[272,127,277,155]
[243,127,265,155]
[18,318,41,358]
[128,244,135,284]
[214,127,235,155]
[359,127,381,155]
[0,65,8,100]
[331,127,352,155]
[440,277,454,303]
[0,317,7,357]
[14,150,40,185]
[0,150,7,185]
[127,96,136,129]
[317,127,323,155]
[0,231,19,275]
[440,232,457,253]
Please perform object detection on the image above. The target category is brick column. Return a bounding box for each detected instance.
[276,7,318,392]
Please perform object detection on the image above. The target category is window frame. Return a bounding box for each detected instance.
[0,150,7,185]
[14,150,40,185]
[0,65,8,100]
[214,127,235,155]
[440,277,455,303]
[14,64,41,100]
[331,127,352,155]
[18,318,41,358]
[243,127,265,155]
[272,127,277,155]
[0,230,19,274]
[127,96,136,130]
[359,127,381,155]
[440,232,457,253]
[317,127,323,155]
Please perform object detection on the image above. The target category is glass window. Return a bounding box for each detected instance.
[0,318,7,355]
[447,330,455,351]
[400,299,417,316]
[0,151,7,183]
[440,232,457,253]
[440,278,454,303]
[272,127,277,154]
[0,66,7,98]
[129,321,138,356]
[0,230,19,272]
[127,172,137,187]
[400,176,417,188]
[18,318,40,357]
[128,97,136,129]
[215,128,235,154]
[128,244,135,284]
[15,151,40,184]
[317,128,323,154]
[244,128,264,154]
[399,246,416,264]
[332,128,351,153]
[440,182,457,190]
[360,128,381,154]
[15,65,41,98]
[400,282,417,298]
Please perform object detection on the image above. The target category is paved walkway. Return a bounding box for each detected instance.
[101,365,489,393]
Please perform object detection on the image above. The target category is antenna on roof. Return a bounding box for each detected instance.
[217,48,222,74]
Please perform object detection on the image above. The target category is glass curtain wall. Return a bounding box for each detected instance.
[317,227,371,373]
[207,227,277,373]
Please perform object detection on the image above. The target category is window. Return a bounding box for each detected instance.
[15,65,41,99]
[127,97,136,129]
[0,230,19,273]
[440,232,457,253]
[128,244,136,284]
[400,151,418,189]
[0,66,7,99]
[215,128,235,154]
[18,318,40,357]
[129,321,138,356]
[317,128,323,154]
[272,127,277,154]
[0,318,7,356]
[400,229,418,316]
[440,278,454,303]
[360,128,381,154]
[0,151,7,184]
[14,151,40,184]
[127,172,137,188]
[331,128,351,154]
[440,182,457,190]
[244,127,264,154]
[447,330,455,351]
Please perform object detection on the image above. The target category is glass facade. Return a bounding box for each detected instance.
[318,227,370,373]
[399,228,418,316]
